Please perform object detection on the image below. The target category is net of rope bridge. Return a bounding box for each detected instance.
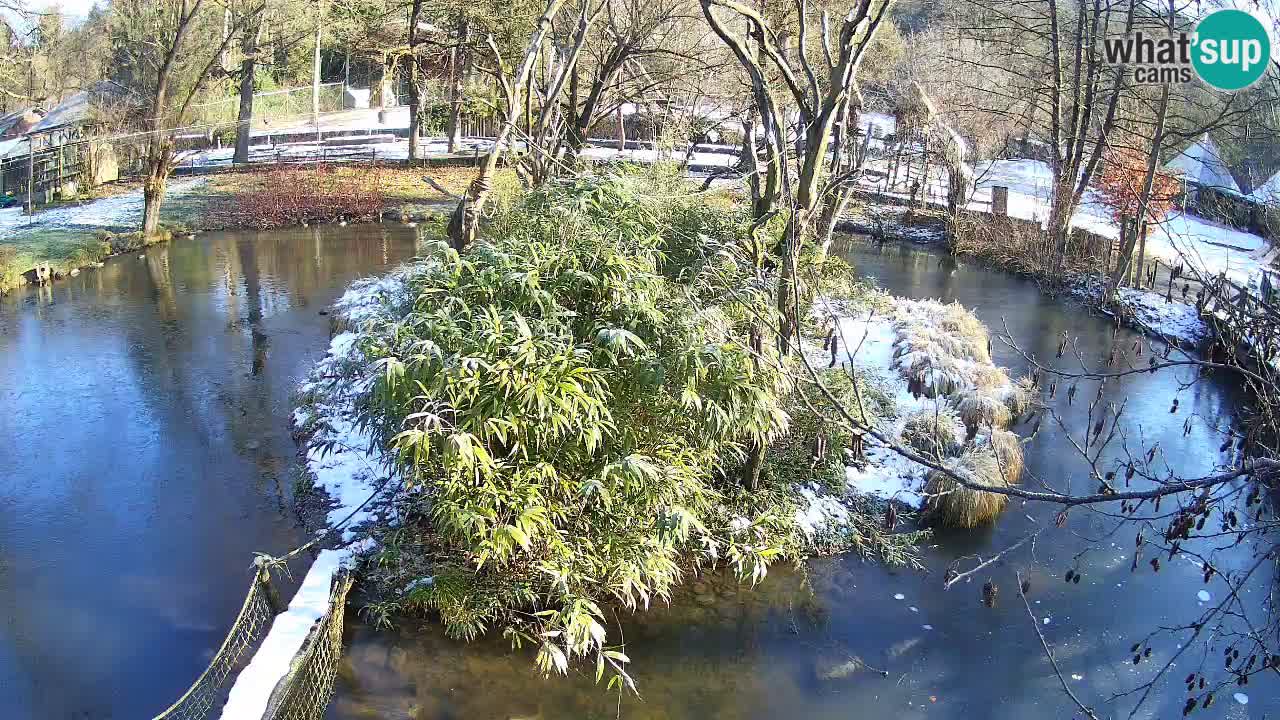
[260,570,355,720]
[149,559,285,720]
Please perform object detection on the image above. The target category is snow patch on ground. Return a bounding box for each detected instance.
[0,178,207,239]
[1113,287,1210,345]
[1069,276,1210,346]
[825,310,934,509]
[1145,212,1270,286]
[794,483,853,536]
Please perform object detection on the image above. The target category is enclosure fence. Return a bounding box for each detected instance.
[191,83,347,130]
[149,561,354,720]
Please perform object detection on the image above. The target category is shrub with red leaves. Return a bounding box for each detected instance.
[229,164,387,229]
[1095,146,1180,226]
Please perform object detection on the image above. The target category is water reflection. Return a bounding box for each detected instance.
[0,224,420,719]
[330,236,1276,720]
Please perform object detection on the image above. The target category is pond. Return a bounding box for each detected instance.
[0,224,420,719]
[328,236,1276,720]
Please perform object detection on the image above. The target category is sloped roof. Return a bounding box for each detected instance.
[29,81,130,133]
[0,137,28,161]
[1251,168,1280,205]
[1164,133,1241,194]
[0,108,43,139]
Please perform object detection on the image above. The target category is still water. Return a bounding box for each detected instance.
[329,237,1276,720]
[0,225,420,719]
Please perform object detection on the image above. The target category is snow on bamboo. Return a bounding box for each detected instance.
[219,269,415,720]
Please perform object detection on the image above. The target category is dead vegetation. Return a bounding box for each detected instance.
[949,212,1112,278]
[923,451,1011,528]
[901,409,964,459]
[886,298,1037,526]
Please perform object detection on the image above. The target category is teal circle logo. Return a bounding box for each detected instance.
[1192,9,1271,91]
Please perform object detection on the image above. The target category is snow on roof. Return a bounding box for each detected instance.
[1249,168,1280,205]
[1164,133,1242,194]
[0,137,27,161]
[0,108,35,138]
[30,91,91,132]
[0,137,25,158]
[29,82,129,133]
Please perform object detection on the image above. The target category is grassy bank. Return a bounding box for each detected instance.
[0,164,504,294]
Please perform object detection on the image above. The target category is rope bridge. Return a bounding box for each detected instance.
[151,559,354,720]
[261,571,355,720]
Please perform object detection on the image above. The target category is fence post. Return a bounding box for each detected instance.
[257,563,286,614]
[26,140,35,214]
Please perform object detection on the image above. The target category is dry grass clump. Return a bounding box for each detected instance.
[901,351,968,398]
[923,451,1010,528]
[1006,376,1038,417]
[938,304,990,362]
[880,298,1033,528]
[901,410,964,459]
[976,428,1024,483]
[970,365,1007,391]
[954,390,1013,433]
[896,325,976,362]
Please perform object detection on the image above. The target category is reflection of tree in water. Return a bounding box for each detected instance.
[144,246,179,322]
[237,236,269,377]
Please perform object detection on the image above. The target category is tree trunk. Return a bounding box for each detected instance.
[311,11,322,131]
[1104,38,1171,303]
[378,52,394,122]
[142,158,168,239]
[447,0,568,251]
[446,15,468,154]
[775,210,808,354]
[741,439,765,491]
[616,103,625,151]
[233,12,265,165]
[408,84,423,161]
[1046,174,1076,273]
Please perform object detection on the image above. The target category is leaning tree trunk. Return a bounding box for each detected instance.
[1104,76,1170,303]
[446,0,568,251]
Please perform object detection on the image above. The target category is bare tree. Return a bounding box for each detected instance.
[445,0,570,249]
[701,0,892,351]
[112,0,260,238]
